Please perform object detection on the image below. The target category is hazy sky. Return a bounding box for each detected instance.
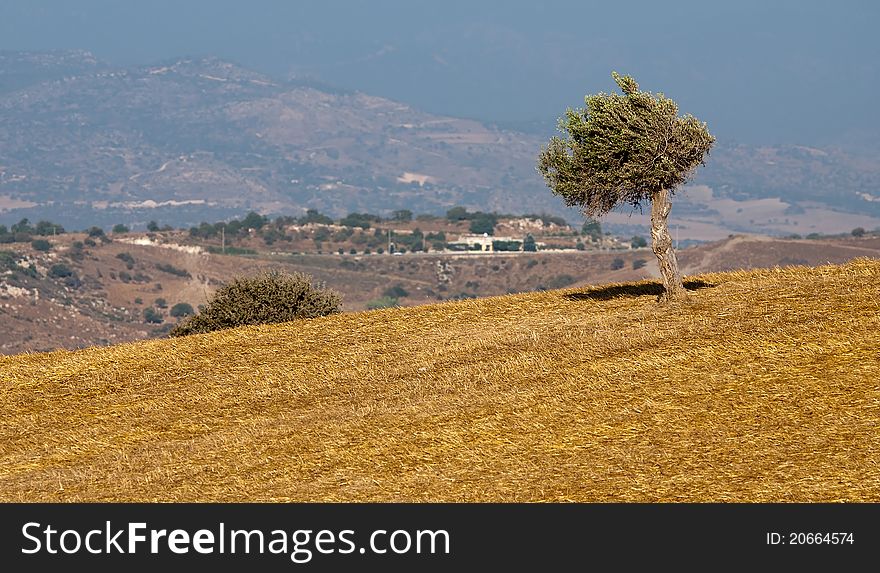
[1,0,878,147]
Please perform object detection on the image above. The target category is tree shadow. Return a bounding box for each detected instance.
[564,279,714,301]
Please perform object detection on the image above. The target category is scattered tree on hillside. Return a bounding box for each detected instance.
[851,227,865,237]
[538,72,714,301]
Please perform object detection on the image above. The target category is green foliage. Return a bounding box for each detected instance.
[383,284,409,299]
[340,212,379,229]
[468,213,498,235]
[116,252,135,269]
[49,263,74,278]
[492,239,523,252]
[147,221,160,232]
[34,220,64,236]
[582,218,602,240]
[575,240,585,251]
[206,246,256,256]
[631,235,648,248]
[87,226,105,238]
[542,274,576,290]
[611,258,625,270]
[155,297,168,309]
[538,72,715,216]
[366,296,399,310]
[155,263,192,278]
[112,224,130,234]
[391,209,413,222]
[298,209,334,226]
[241,211,268,230]
[31,239,51,252]
[446,206,469,221]
[523,233,537,252]
[851,227,865,237]
[143,307,164,324]
[170,302,195,317]
[170,271,342,337]
[633,258,648,270]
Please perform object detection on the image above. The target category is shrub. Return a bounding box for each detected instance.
[852,227,865,237]
[155,263,192,278]
[383,284,409,299]
[170,271,342,337]
[631,235,648,248]
[143,307,164,324]
[611,258,625,270]
[155,297,167,308]
[49,263,74,278]
[31,239,51,252]
[633,259,647,270]
[170,302,195,317]
[116,252,135,269]
[112,224,130,234]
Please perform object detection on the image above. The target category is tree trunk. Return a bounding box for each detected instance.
[650,188,686,302]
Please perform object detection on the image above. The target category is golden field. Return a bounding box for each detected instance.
[1,259,879,502]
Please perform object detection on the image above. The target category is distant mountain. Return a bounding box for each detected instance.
[1,50,879,235]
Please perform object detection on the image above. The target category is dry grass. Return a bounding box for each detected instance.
[1,259,879,502]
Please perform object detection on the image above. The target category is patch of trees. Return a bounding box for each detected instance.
[0,219,65,243]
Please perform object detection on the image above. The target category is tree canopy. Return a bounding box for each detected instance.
[537,72,714,217]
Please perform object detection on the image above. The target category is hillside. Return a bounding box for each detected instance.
[3,226,880,355]
[1,259,878,502]
[2,50,880,236]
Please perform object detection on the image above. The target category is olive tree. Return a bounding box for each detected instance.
[538,72,714,301]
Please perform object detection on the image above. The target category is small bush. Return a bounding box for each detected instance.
[611,258,625,270]
[116,252,135,269]
[31,239,51,252]
[633,259,647,270]
[851,227,865,237]
[170,271,342,337]
[49,263,74,278]
[170,302,195,317]
[143,307,164,324]
[383,284,409,299]
[155,263,192,278]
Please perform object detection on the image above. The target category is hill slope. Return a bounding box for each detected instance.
[1,259,879,501]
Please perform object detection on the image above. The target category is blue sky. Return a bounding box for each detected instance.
[1,0,878,147]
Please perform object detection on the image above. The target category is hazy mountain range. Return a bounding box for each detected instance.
[1,50,879,238]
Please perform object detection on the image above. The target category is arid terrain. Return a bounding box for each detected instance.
[2,221,878,355]
[1,258,878,501]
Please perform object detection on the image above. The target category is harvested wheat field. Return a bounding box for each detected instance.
[1,259,879,502]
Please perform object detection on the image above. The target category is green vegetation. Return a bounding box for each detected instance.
[143,307,164,324]
[116,252,135,269]
[538,72,714,301]
[581,218,602,241]
[155,263,192,278]
[631,235,648,249]
[48,263,74,278]
[31,239,51,252]
[366,296,399,310]
[170,302,195,318]
[852,227,865,237]
[112,224,130,234]
[170,271,342,337]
